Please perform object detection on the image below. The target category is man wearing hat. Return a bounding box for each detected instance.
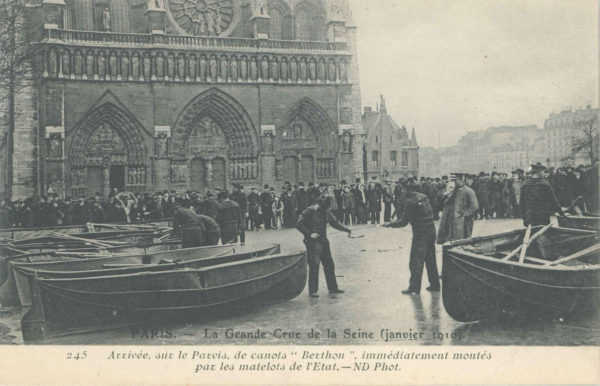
[384,177,440,294]
[297,194,351,297]
[260,184,274,229]
[520,163,564,226]
[437,173,479,242]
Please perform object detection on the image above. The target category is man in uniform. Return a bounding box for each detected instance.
[173,204,221,247]
[296,195,351,297]
[520,163,564,226]
[384,177,440,295]
[217,191,243,244]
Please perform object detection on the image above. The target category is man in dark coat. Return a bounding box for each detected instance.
[296,195,351,297]
[384,177,440,295]
[366,179,382,224]
[216,191,243,244]
[294,183,308,216]
[520,163,564,226]
[260,185,274,229]
[247,187,260,230]
[201,191,221,220]
[173,205,221,247]
[230,184,247,219]
[476,172,491,219]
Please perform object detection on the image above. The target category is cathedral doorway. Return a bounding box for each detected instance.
[67,100,148,198]
[171,88,260,191]
[190,158,206,192]
[275,98,338,185]
[109,165,125,192]
[282,156,298,183]
[86,166,104,197]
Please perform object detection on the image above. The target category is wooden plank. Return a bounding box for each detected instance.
[547,243,600,266]
[518,225,532,263]
[503,226,531,261]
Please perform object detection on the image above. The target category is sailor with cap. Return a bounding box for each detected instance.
[520,163,564,226]
[384,177,440,295]
[296,194,351,297]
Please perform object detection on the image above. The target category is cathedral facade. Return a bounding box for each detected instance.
[4,0,362,199]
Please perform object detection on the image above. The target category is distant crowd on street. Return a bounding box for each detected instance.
[1,162,597,233]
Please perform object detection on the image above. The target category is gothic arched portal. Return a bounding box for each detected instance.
[66,101,148,198]
[276,97,339,184]
[171,88,259,191]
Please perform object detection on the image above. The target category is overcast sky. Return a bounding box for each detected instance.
[350,0,598,148]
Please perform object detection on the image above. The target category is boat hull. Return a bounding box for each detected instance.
[0,221,172,241]
[21,251,307,342]
[557,215,600,232]
[442,246,600,322]
[3,243,279,307]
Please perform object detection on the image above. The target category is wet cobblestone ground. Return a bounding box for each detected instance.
[2,219,599,345]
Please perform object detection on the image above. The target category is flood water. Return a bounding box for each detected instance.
[1,219,598,345]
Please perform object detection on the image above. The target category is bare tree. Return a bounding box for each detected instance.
[570,115,599,166]
[0,0,34,197]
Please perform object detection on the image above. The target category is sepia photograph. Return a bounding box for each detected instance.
[0,0,598,384]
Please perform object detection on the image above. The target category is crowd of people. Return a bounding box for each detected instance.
[0,162,597,231]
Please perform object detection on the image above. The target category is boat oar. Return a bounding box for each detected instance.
[51,232,114,249]
[546,243,600,266]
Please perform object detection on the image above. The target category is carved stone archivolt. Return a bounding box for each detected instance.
[171,88,258,158]
[67,102,148,192]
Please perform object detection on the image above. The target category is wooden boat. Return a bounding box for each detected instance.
[0,220,172,241]
[21,250,306,342]
[442,225,600,322]
[557,213,600,232]
[1,243,279,307]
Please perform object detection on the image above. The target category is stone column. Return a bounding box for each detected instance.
[44,126,65,198]
[206,158,213,190]
[102,157,110,198]
[260,130,275,187]
[153,126,171,192]
[42,0,66,29]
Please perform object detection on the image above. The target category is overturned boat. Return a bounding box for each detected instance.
[2,243,279,307]
[21,250,306,342]
[442,225,600,322]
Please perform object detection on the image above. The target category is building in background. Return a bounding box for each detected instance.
[421,125,545,176]
[362,95,418,181]
[0,0,363,199]
[543,105,599,167]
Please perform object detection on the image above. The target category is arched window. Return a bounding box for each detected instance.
[295,6,311,41]
[270,7,283,40]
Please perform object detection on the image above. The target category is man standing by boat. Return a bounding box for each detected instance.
[217,191,243,244]
[296,194,351,297]
[457,173,479,238]
[520,163,564,226]
[384,177,440,295]
[173,204,221,248]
